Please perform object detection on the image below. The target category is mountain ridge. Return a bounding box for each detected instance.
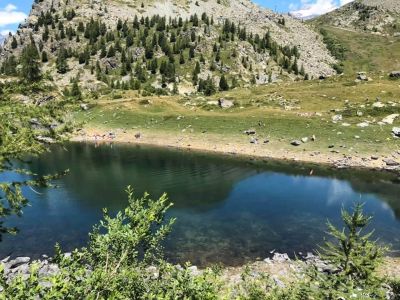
[0,0,336,95]
[310,0,400,36]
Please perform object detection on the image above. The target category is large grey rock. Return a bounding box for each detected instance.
[382,114,399,125]
[384,159,399,167]
[80,103,89,111]
[357,72,368,81]
[7,257,30,269]
[389,71,400,78]
[332,114,342,122]
[291,140,301,146]
[392,127,400,137]
[250,137,258,144]
[218,98,234,109]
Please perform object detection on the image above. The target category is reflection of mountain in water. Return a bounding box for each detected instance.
[28,143,257,212]
[4,142,400,265]
[28,143,400,217]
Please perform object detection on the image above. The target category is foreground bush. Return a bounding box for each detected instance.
[0,187,221,299]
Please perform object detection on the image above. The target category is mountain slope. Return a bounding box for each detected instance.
[0,0,336,95]
[311,0,400,36]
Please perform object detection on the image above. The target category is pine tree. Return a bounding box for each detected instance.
[172,82,179,95]
[107,45,115,58]
[11,36,18,49]
[20,43,41,82]
[41,51,48,63]
[179,52,185,64]
[70,81,82,100]
[219,74,229,91]
[56,47,69,74]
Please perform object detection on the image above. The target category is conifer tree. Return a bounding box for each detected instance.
[219,74,229,91]
[56,47,69,74]
[11,36,18,49]
[179,52,185,64]
[41,51,48,63]
[20,43,41,82]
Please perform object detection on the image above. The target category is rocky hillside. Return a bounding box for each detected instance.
[0,0,336,96]
[311,0,400,36]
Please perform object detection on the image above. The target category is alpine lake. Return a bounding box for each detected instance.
[1,142,400,267]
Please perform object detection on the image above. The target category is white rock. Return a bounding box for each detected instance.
[332,114,342,122]
[393,127,400,137]
[382,114,399,125]
[357,122,369,128]
[372,102,385,108]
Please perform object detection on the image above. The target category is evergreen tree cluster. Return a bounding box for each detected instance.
[1,7,308,95]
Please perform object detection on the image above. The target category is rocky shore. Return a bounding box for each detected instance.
[2,251,399,288]
[73,127,400,173]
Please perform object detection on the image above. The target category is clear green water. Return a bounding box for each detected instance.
[1,142,400,266]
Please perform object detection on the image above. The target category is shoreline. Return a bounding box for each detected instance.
[72,127,400,173]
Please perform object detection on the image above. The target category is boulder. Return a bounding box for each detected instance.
[372,102,385,108]
[80,103,89,111]
[272,253,290,262]
[357,73,368,81]
[384,159,399,167]
[301,137,308,143]
[218,98,234,109]
[250,137,258,144]
[332,114,342,122]
[389,71,400,78]
[382,114,399,125]
[291,140,301,146]
[392,127,400,137]
[7,257,30,269]
[357,122,369,128]
[244,129,256,135]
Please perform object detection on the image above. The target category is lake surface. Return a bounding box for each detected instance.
[1,142,400,266]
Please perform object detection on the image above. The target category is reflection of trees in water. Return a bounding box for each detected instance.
[28,143,257,212]
[15,142,400,265]
[27,143,400,216]
[346,179,400,218]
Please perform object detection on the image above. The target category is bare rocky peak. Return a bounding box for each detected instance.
[16,0,335,77]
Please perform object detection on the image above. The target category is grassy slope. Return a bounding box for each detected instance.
[321,26,400,74]
[75,76,400,160]
[75,25,400,163]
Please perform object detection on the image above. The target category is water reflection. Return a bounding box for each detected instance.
[0,142,399,266]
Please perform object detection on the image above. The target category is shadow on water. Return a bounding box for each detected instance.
[0,142,399,266]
